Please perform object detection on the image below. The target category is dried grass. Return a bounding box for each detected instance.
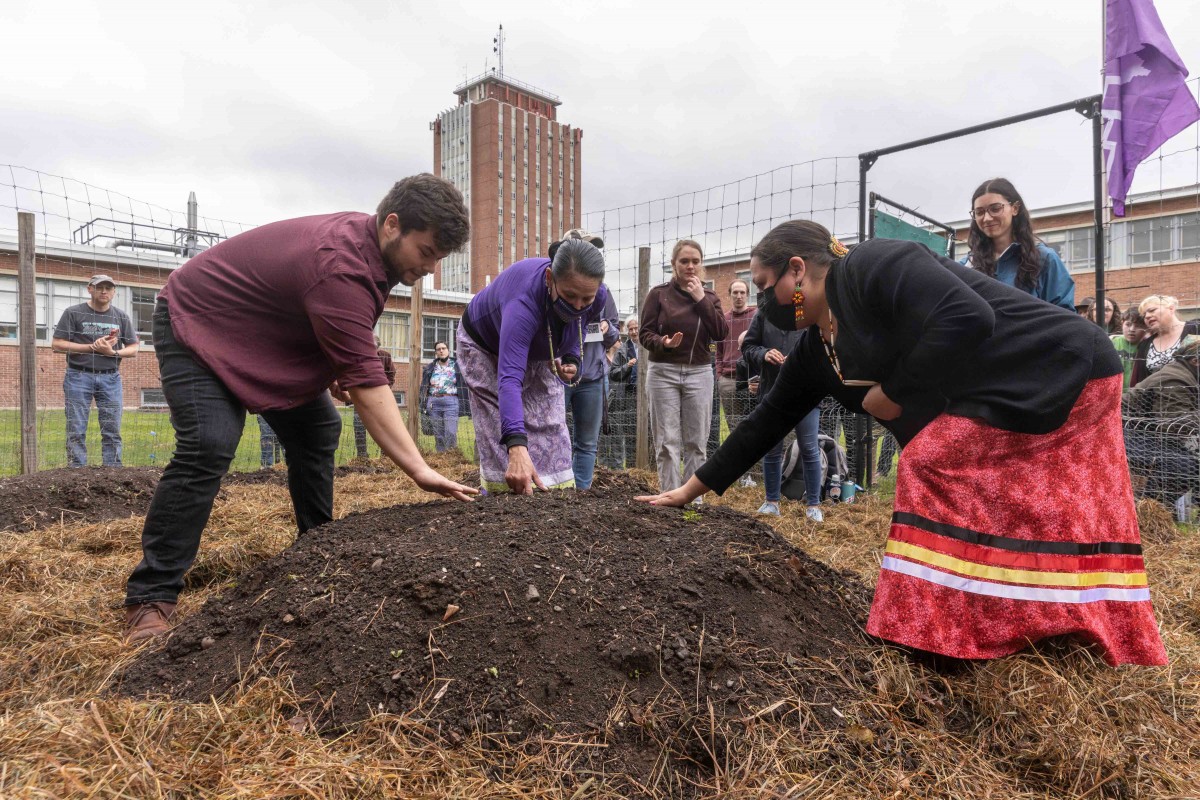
[1,456,1197,798]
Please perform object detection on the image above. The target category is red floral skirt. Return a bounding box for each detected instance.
[867,374,1168,666]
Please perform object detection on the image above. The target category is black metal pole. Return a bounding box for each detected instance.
[856,158,871,490]
[861,95,1101,162]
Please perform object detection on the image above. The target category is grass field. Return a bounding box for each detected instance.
[0,409,478,476]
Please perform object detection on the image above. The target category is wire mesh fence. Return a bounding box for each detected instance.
[4,97,1200,519]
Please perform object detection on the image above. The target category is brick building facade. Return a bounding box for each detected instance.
[431,72,582,294]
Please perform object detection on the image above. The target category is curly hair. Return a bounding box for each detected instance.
[967,178,1043,291]
[376,174,470,254]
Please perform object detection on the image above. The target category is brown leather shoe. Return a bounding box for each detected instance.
[124,601,177,643]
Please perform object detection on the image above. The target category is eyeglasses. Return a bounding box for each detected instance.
[970,202,1011,220]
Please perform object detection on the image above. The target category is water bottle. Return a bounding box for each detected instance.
[829,474,841,501]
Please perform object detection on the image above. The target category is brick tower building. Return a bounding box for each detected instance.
[431,67,582,294]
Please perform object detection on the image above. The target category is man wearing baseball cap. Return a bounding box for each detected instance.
[51,274,140,467]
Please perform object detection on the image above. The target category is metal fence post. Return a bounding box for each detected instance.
[18,212,37,474]
[634,247,651,470]
[407,281,424,442]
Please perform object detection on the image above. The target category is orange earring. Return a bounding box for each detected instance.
[794,287,806,323]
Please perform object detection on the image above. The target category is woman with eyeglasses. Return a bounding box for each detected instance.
[963,178,1076,311]
[639,240,729,495]
[458,232,608,494]
[639,219,1166,667]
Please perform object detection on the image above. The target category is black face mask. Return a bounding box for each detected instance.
[756,285,798,332]
[437,356,449,363]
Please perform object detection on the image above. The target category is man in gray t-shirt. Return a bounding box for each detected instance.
[51,274,139,467]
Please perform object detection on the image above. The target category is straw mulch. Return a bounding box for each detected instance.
[1,455,1198,798]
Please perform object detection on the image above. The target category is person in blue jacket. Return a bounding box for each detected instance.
[962,178,1075,311]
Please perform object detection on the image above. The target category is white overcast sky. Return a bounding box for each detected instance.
[3,0,1199,246]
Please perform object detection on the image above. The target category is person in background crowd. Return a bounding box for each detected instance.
[742,293,824,522]
[123,174,476,643]
[353,337,396,459]
[640,240,728,495]
[1086,296,1122,335]
[419,341,465,454]
[716,278,756,436]
[1131,294,1200,387]
[1123,339,1200,517]
[259,416,283,468]
[640,220,1166,667]
[962,178,1075,311]
[1111,308,1149,389]
[1075,296,1095,317]
[563,278,619,489]
[458,232,608,494]
[600,316,640,469]
[51,274,140,467]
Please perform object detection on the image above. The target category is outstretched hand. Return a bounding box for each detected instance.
[411,467,478,502]
[662,332,685,349]
[635,487,697,507]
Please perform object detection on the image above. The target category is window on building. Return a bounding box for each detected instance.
[131,287,157,345]
[0,277,16,339]
[422,316,457,360]
[140,388,167,408]
[375,311,411,356]
[1129,218,1173,264]
[1180,211,1200,260]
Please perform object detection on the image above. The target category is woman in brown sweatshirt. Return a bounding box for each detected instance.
[638,239,728,493]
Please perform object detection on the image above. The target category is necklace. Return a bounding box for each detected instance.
[546,314,585,387]
[819,311,844,383]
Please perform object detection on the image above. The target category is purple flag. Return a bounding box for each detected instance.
[1103,0,1200,216]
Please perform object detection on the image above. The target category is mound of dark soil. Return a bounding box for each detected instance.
[0,467,160,532]
[222,463,397,487]
[118,471,872,755]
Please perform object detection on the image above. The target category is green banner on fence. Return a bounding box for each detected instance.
[872,210,952,256]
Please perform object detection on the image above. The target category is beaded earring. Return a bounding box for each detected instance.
[793,287,806,323]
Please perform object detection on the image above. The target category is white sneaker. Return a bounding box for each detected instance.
[757,501,781,516]
[805,506,824,523]
[739,475,756,488]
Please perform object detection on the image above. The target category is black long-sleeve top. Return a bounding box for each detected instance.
[741,307,803,398]
[697,238,1120,495]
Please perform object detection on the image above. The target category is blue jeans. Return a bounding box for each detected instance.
[564,377,604,490]
[762,407,822,505]
[126,300,342,606]
[64,368,124,467]
[428,395,460,453]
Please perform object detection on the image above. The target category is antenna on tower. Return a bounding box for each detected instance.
[492,24,505,77]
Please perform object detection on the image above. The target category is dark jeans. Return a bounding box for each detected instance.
[125,300,342,606]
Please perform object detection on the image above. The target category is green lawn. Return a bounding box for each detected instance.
[0,409,477,476]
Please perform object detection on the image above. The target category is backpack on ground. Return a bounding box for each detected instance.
[780,434,848,502]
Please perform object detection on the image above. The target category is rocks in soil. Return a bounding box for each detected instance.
[116,470,872,747]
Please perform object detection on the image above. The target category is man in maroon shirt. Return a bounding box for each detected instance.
[715,279,756,435]
[124,174,474,642]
